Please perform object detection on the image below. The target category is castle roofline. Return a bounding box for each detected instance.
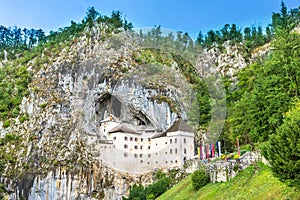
[108,123,141,135]
[151,118,193,139]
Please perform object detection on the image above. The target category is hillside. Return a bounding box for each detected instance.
[158,163,300,200]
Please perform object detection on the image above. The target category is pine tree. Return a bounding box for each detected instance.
[263,101,300,187]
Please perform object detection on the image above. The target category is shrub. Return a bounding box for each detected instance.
[53,160,58,166]
[11,107,20,118]
[146,177,171,198]
[146,193,155,200]
[40,103,47,109]
[191,168,210,190]
[19,115,28,123]
[3,120,10,128]
[155,169,166,180]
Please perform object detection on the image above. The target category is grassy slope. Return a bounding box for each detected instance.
[158,163,300,200]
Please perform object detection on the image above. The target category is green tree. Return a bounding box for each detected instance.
[109,11,123,29]
[204,30,218,47]
[221,24,230,41]
[196,31,204,45]
[263,101,300,187]
[265,25,273,42]
[229,24,242,43]
[85,6,99,27]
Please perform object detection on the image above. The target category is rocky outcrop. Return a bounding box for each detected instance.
[196,41,248,81]
[0,25,196,199]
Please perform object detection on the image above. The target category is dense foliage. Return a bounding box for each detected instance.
[226,2,300,144]
[125,178,171,200]
[124,169,186,200]
[191,168,210,190]
[0,64,32,121]
[263,102,300,187]
[0,26,46,60]
[221,2,300,187]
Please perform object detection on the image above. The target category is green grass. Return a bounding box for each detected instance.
[158,163,300,200]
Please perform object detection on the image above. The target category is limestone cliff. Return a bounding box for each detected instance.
[0,22,268,199]
[0,24,197,200]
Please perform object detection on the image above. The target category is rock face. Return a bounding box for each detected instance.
[196,41,248,80]
[0,24,268,199]
[1,26,196,200]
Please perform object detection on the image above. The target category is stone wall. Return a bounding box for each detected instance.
[207,151,262,183]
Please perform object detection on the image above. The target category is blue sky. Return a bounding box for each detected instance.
[0,0,299,39]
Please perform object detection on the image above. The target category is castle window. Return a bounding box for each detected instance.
[171,160,173,163]
[184,148,187,154]
[175,160,177,163]
[165,142,167,144]
[113,136,116,140]
[175,138,177,143]
[170,139,172,144]
[175,148,178,154]
[134,145,138,149]
[148,154,151,158]
[147,162,150,164]
[156,161,158,164]
[170,149,173,154]
[140,154,143,158]
[124,153,128,157]
[134,154,138,158]
[141,160,143,163]
[148,146,151,150]
[141,138,144,142]
[124,144,128,149]
[140,145,143,149]
[125,136,128,141]
[130,137,133,141]
[165,161,168,164]
[184,138,186,143]
[148,138,151,142]
[135,138,138,142]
